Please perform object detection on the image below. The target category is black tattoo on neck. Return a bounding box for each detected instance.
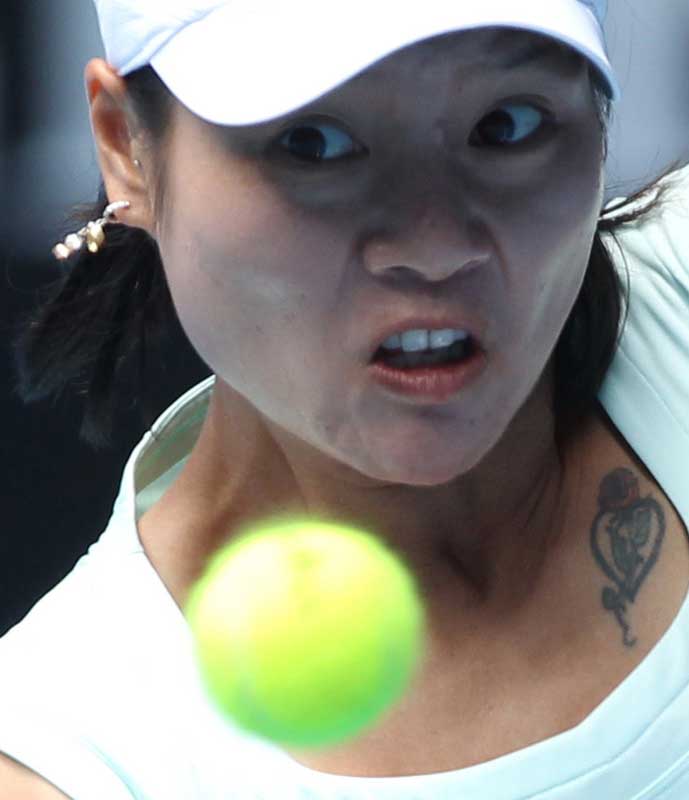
[590,467,665,647]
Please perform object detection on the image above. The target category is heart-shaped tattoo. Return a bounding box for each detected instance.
[590,467,665,647]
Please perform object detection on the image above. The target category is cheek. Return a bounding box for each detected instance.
[497,128,604,354]
[156,180,345,398]
[503,132,602,253]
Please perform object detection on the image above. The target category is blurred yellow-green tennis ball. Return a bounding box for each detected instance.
[184,517,427,749]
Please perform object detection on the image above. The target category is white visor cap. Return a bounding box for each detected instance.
[93,0,620,126]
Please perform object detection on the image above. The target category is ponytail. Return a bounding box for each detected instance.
[15,181,180,446]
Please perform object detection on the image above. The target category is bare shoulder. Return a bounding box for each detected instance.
[577,405,689,652]
[0,752,71,799]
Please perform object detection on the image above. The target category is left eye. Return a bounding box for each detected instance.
[471,103,550,147]
[277,122,361,163]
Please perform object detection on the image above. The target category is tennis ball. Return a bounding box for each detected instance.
[184,517,427,749]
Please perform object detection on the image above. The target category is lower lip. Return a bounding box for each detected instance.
[367,349,487,403]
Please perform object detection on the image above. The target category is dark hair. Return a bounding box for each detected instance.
[14,61,687,454]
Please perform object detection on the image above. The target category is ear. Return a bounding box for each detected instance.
[84,58,157,238]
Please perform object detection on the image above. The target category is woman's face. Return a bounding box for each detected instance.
[153,28,605,486]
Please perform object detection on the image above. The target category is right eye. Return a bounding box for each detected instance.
[277,120,365,164]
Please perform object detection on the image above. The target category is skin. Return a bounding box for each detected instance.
[86,28,606,649]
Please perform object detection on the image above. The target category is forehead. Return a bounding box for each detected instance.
[352,27,581,81]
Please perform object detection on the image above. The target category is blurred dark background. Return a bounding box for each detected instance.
[0,3,209,636]
[1,1,688,636]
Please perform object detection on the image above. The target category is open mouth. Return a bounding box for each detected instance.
[370,336,477,369]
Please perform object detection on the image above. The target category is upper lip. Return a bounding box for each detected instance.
[365,314,487,363]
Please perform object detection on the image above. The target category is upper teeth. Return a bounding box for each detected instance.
[381,329,470,352]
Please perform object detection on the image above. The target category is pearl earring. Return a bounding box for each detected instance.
[52,200,131,261]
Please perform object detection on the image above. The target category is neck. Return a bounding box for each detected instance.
[180,364,584,639]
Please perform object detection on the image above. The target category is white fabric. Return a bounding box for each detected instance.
[0,163,688,798]
[92,0,620,126]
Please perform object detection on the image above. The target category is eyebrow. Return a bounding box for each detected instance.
[340,37,577,91]
[495,40,573,72]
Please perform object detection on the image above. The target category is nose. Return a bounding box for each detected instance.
[361,194,492,284]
